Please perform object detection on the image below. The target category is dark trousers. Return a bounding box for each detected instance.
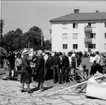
[8,63,15,78]
[61,67,69,82]
[0,60,3,68]
[53,65,61,83]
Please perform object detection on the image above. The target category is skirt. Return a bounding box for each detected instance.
[20,73,32,84]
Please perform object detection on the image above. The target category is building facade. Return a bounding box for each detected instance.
[50,9,106,52]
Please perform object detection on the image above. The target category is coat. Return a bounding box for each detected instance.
[34,56,45,83]
[20,58,32,74]
[51,55,61,66]
[61,56,69,68]
[20,58,32,83]
[90,63,103,75]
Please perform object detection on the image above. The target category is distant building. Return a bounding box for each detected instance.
[50,9,106,52]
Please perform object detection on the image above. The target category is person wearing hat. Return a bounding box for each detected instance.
[20,52,32,93]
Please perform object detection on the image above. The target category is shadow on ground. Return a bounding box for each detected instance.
[86,96,106,101]
[31,86,54,93]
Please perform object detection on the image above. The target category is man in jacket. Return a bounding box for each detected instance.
[52,52,61,83]
[61,52,69,83]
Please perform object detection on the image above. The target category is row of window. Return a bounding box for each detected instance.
[63,43,106,50]
[62,23,78,29]
[62,33,106,39]
[62,22,106,29]
[62,33,78,39]
[63,44,78,49]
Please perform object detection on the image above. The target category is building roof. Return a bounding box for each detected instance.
[50,12,106,23]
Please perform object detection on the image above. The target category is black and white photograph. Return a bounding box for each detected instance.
[0,0,106,105]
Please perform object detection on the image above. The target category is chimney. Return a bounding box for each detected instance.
[96,10,99,13]
[74,9,79,13]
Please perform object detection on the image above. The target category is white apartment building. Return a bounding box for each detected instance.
[50,9,106,53]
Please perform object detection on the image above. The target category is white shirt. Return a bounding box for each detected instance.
[90,56,96,63]
[44,54,48,62]
[68,56,72,66]
[71,53,75,57]
[95,54,101,64]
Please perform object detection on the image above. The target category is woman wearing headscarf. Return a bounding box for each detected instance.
[20,52,32,93]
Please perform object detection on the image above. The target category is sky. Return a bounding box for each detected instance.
[1,1,106,40]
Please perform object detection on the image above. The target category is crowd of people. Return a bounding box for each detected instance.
[0,49,106,93]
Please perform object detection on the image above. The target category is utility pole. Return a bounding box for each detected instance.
[0,19,4,39]
[28,40,30,48]
[100,19,101,52]
[0,19,4,47]
[41,31,43,47]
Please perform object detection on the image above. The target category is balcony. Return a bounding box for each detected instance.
[84,38,92,43]
[84,26,92,33]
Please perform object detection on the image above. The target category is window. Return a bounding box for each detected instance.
[105,33,106,38]
[88,23,91,27]
[91,23,96,28]
[105,23,106,27]
[73,23,78,28]
[87,23,96,28]
[93,44,96,49]
[73,44,78,49]
[90,33,96,38]
[63,44,68,49]
[73,33,78,39]
[88,44,96,49]
[104,43,106,49]
[62,24,68,29]
[62,33,68,39]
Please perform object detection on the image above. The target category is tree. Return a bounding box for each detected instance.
[29,26,42,34]
[0,19,4,37]
[44,40,51,50]
[3,26,44,51]
[3,28,23,51]
[20,26,43,50]
[15,28,23,35]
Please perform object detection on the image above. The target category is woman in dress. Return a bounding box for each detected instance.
[33,50,45,91]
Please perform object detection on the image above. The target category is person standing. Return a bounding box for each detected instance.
[20,52,32,93]
[61,52,69,83]
[15,53,22,80]
[81,53,91,78]
[52,52,61,83]
[76,53,82,67]
[8,51,15,78]
[95,51,101,64]
[45,53,53,80]
[15,53,22,71]
[71,52,77,77]
[34,50,45,91]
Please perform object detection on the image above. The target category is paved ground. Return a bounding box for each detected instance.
[0,79,106,105]
[0,68,106,105]
[0,68,5,74]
